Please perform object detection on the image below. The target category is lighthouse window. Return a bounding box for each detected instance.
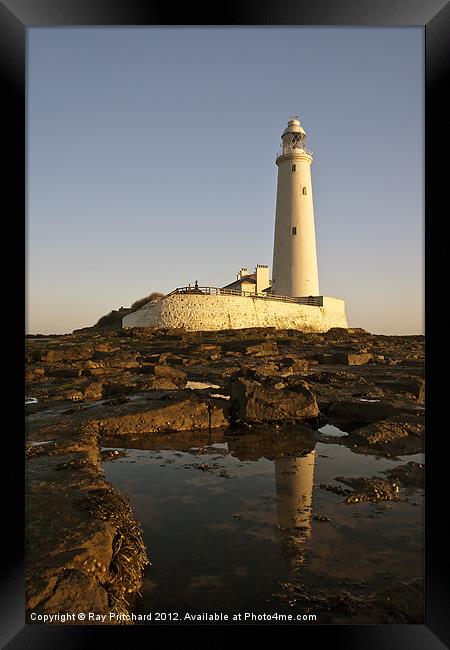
[291,164,296,172]
[302,187,307,195]
[292,227,297,235]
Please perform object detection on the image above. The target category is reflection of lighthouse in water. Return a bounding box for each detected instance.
[274,451,316,568]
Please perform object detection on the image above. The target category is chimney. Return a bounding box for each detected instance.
[255,264,270,294]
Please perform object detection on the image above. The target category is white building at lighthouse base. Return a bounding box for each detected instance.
[122,283,347,333]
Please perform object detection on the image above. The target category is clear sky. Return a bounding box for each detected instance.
[27,27,423,335]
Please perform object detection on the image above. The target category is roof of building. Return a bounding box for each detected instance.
[222,274,257,290]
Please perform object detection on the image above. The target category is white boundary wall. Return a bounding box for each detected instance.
[122,294,348,332]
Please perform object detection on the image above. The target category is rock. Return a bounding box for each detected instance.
[159,328,185,339]
[327,399,403,425]
[373,376,425,402]
[25,327,426,624]
[350,413,425,446]
[93,343,120,354]
[139,377,180,391]
[229,378,318,424]
[139,364,187,387]
[26,445,148,620]
[383,461,424,488]
[315,353,335,365]
[25,366,46,382]
[92,393,228,436]
[141,351,186,365]
[398,377,425,402]
[279,356,309,374]
[45,367,82,379]
[101,449,128,462]
[102,382,137,398]
[285,377,315,393]
[89,351,140,370]
[250,362,280,378]
[244,341,278,357]
[82,381,104,401]
[38,346,94,363]
[318,483,352,497]
[307,370,365,385]
[118,326,157,338]
[331,353,373,366]
[33,569,110,615]
[197,344,221,360]
[141,352,168,364]
[26,350,36,364]
[81,367,119,377]
[165,354,191,365]
[325,327,350,337]
[386,414,424,437]
[335,476,400,503]
[183,358,205,366]
[61,390,85,402]
[325,327,368,338]
[350,420,409,445]
[397,359,424,367]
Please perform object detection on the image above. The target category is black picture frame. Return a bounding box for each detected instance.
[3,1,448,647]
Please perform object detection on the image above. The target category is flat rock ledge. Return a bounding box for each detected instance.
[26,423,149,624]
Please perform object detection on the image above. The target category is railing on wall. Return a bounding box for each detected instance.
[166,286,323,307]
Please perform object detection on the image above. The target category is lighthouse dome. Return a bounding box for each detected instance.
[283,118,306,136]
[280,117,309,154]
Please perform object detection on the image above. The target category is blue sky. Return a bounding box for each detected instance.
[27,27,423,334]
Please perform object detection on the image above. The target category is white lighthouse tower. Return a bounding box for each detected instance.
[272,117,320,298]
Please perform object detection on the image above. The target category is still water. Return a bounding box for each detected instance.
[102,428,424,623]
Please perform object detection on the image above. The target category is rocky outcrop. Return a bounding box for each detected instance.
[26,424,148,621]
[229,377,318,424]
[383,461,424,488]
[324,327,369,338]
[244,341,278,357]
[333,476,400,504]
[326,399,403,424]
[330,352,373,366]
[138,363,187,387]
[33,345,94,363]
[279,355,310,371]
[25,326,425,623]
[350,414,424,446]
[89,393,229,437]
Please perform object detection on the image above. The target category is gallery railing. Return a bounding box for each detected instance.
[167,286,323,307]
[276,145,313,158]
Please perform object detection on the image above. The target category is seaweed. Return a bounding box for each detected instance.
[76,487,150,619]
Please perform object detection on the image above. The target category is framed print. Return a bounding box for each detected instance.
[2,0,448,647]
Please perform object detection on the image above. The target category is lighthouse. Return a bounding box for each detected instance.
[123,116,348,332]
[272,117,320,297]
